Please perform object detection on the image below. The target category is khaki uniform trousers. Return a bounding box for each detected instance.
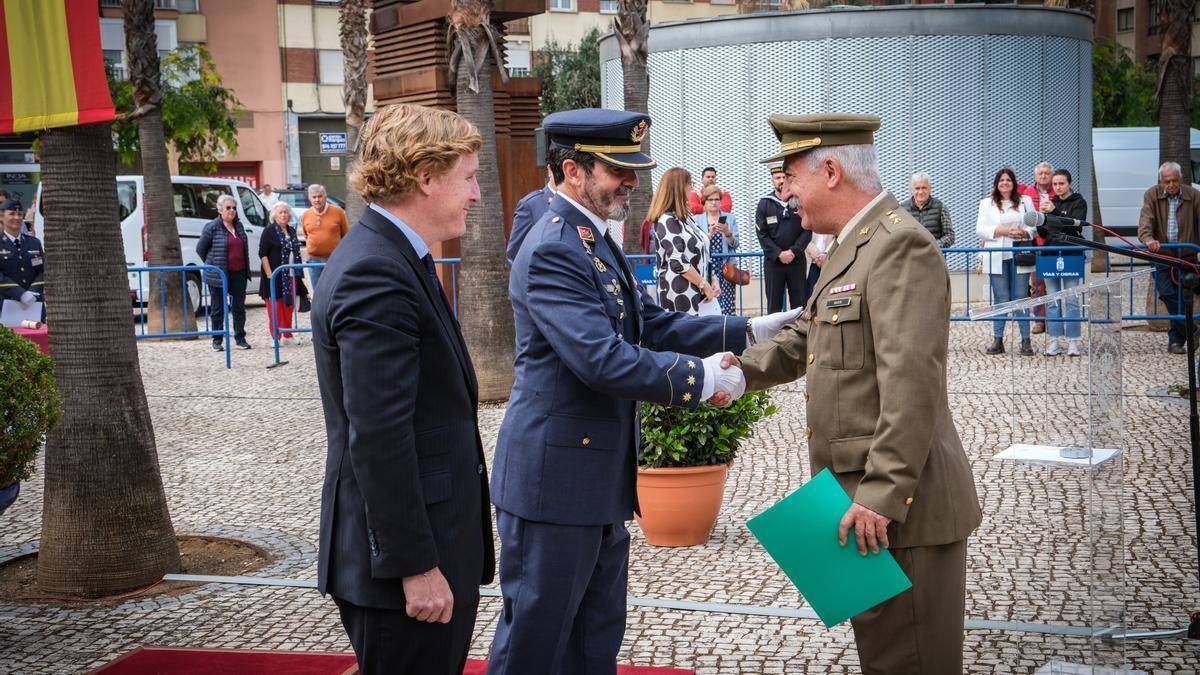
[850,539,967,675]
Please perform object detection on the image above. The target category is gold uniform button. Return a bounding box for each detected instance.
[808,354,815,364]
[905,497,914,505]
[619,311,625,319]
[805,427,813,439]
[860,227,870,235]
[831,314,839,324]
[582,436,591,446]
[552,216,561,223]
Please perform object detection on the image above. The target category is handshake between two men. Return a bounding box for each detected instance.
[700,305,805,408]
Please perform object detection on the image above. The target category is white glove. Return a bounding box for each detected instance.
[700,352,746,402]
[18,291,37,308]
[750,305,804,344]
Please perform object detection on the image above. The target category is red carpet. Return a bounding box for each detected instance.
[92,647,694,674]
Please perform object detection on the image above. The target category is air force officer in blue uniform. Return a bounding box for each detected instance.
[0,199,45,311]
[488,109,799,674]
[506,166,556,263]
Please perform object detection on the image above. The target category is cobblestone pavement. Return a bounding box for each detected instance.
[2,298,1199,673]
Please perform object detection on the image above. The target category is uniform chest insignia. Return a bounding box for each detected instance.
[594,258,607,273]
[825,297,852,308]
[829,283,856,295]
[577,226,595,243]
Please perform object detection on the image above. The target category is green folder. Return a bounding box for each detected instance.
[747,468,912,628]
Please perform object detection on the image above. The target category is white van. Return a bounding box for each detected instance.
[34,175,271,312]
[1092,127,1200,239]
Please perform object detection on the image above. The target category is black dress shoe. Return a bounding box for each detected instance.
[211,339,223,352]
[985,337,1005,355]
[1019,339,1035,356]
[1169,342,1186,355]
[235,340,252,350]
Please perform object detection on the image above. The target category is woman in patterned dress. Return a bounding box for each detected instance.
[698,183,739,315]
[650,168,719,314]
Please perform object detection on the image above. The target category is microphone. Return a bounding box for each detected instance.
[1022,211,1091,239]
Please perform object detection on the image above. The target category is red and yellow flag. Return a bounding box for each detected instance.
[0,0,114,134]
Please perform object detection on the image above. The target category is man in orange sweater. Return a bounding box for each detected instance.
[302,183,351,289]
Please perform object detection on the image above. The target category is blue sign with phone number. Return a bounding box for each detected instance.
[1036,254,1085,279]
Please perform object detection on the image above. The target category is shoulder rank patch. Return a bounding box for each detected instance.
[577,226,595,243]
[825,297,852,308]
[829,283,856,295]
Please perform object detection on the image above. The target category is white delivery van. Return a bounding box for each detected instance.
[1092,127,1200,239]
[34,175,271,313]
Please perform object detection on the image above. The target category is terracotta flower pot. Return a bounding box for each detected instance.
[635,463,729,547]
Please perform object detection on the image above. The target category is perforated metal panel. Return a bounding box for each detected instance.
[599,13,1093,272]
[602,60,624,111]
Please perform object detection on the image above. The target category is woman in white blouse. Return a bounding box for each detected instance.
[975,166,1037,356]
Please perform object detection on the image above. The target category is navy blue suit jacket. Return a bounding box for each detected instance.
[491,195,748,526]
[312,207,494,609]
[506,186,554,262]
[0,233,44,301]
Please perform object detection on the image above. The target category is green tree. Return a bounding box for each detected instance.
[531,27,603,115]
[108,44,241,173]
[1156,0,1197,182]
[1092,40,1156,128]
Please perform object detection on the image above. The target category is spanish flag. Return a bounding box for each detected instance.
[0,0,114,134]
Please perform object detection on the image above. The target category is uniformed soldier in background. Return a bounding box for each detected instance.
[0,199,45,313]
[756,162,811,312]
[488,108,798,675]
[731,114,982,674]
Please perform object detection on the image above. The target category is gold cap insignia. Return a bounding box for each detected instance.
[630,120,649,143]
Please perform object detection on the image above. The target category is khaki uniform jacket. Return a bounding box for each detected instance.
[1138,184,1200,260]
[740,193,981,549]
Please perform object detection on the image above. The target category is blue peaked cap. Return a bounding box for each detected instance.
[542,108,656,170]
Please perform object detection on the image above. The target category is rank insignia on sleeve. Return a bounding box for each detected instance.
[682,392,692,402]
[687,360,697,369]
[829,283,856,295]
[577,226,595,243]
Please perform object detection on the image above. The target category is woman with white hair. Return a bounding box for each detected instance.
[259,202,305,345]
[196,194,253,351]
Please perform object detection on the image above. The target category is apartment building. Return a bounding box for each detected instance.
[1096,1,1200,70]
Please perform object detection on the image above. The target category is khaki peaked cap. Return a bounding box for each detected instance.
[761,113,881,164]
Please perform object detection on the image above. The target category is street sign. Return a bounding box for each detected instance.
[320,133,347,154]
[1036,254,1085,279]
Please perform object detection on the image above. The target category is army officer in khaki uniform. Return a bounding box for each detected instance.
[728,114,981,673]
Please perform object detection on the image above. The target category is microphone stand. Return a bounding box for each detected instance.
[1043,229,1200,639]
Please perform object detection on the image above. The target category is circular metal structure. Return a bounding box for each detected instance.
[599,4,1094,257]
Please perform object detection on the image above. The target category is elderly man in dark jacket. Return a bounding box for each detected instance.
[901,172,954,248]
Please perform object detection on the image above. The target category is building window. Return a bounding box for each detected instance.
[549,0,574,12]
[319,50,344,85]
[176,0,199,11]
[103,50,126,80]
[1117,7,1134,32]
[600,0,618,14]
[1148,0,1163,34]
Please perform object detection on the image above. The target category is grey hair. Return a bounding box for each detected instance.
[910,171,931,186]
[1034,161,1054,174]
[307,183,327,195]
[803,144,883,193]
[269,202,293,220]
[1159,161,1183,179]
[217,194,238,208]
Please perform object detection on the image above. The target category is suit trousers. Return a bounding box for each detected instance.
[764,259,808,313]
[849,539,967,675]
[334,593,478,675]
[1155,266,1195,345]
[487,510,629,675]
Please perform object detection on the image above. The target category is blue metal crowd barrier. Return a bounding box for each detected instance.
[268,258,461,367]
[943,242,1200,324]
[130,264,230,369]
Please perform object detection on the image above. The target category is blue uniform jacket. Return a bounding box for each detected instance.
[506,186,554,262]
[0,233,45,301]
[491,195,748,526]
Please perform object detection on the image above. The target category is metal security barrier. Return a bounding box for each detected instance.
[268,258,461,367]
[944,243,1200,323]
[130,264,230,369]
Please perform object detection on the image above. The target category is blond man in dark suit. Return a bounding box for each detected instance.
[725,114,982,674]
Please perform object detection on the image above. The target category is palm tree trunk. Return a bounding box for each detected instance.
[617,0,651,253]
[124,0,194,335]
[37,122,180,597]
[340,0,370,226]
[456,46,516,400]
[1157,0,1196,182]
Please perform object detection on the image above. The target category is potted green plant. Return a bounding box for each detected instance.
[0,326,61,516]
[636,390,776,546]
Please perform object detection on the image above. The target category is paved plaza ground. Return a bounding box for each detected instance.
[2,292,1200,673]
